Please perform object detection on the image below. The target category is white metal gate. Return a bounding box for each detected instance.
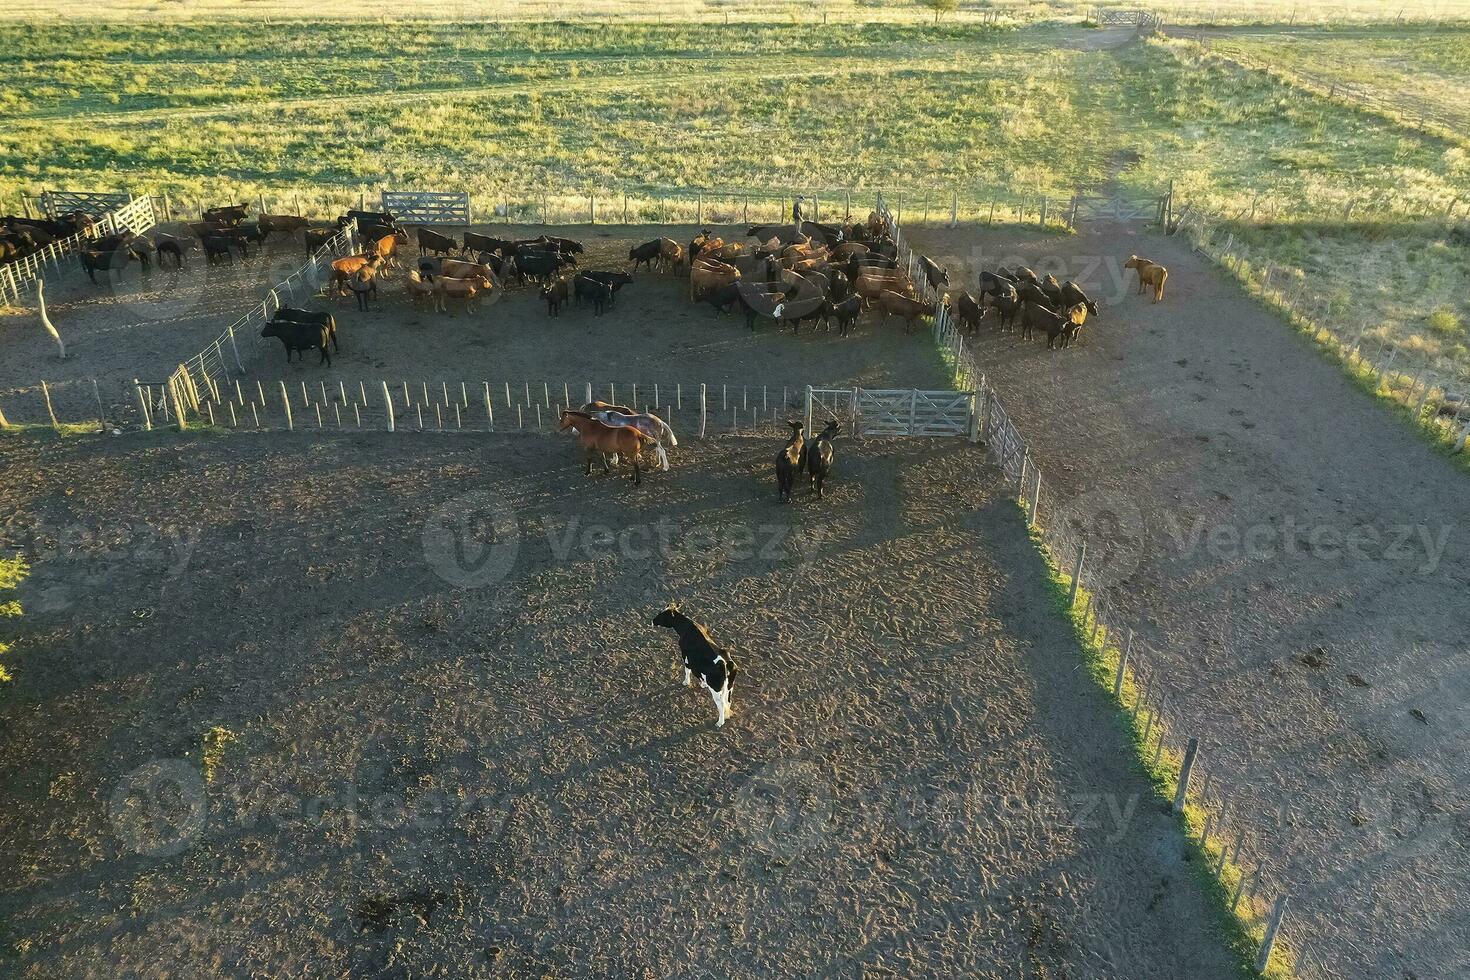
[806,386,975,438]
[41,190,132,218]
[381,191,471,225]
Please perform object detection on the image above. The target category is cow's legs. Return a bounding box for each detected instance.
[683,667,692,687]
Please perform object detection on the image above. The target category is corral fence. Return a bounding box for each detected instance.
[875,193,1310,976]
[1174,205,1470,453]
[160,219,361,423]
[0,195,159,307]
[125,373,976,441]
[381,191,471,226]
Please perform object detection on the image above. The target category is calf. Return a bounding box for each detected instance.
[202,234,243,264]
[775,420,804,503]
[304,227,338,254]
[955,291,989,334]
[261,317,332,365]
[918,254,949,291]
[153,233,190,269]
[259,214,309,238]
[807,418,839,498]
[1124,255,1168,303]
[578,270,633,306]
[652,605,738,728]
[820,294,862,336]
[878,290,934,333]
[542,277,569,316]
[629,238,662,273]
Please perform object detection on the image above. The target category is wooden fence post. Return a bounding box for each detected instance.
[1174,738,1200,812]
[1114,629,1133,697]
[699,383,708,438]
[381,381,395,432]
[804,385,814,439]
[1068,538,1087,608]
[40,380,58,430]
[1256,895,1289,972]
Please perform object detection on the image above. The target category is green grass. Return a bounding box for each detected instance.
[0,554,26,684]
[1022,514,1295,979]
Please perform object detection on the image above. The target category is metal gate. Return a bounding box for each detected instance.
[41,190,132,218]
[806,387,974,438]
[381,191,471,225]
[1071,194,1166,224]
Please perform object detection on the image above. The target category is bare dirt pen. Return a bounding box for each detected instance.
[0,431,1246,977]
[907,219,1470,979]
[0,222,950,426]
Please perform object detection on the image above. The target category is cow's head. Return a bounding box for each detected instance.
[652,604,681,628]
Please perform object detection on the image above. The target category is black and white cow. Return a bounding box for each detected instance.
[652,605,738,728]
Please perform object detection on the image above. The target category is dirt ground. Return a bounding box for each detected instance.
[906,219,1470,979]
[0,431,1246,978]
[0,223,949,428]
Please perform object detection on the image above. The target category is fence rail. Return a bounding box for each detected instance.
[876,191,1308,976]
[0,196,159,307]
[40,190,132,218]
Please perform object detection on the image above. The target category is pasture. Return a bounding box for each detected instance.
[0,430,1253,978]
[2,17,1468,397]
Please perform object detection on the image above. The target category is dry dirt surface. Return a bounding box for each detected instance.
[907,219,1470,979]
[0,431,1245,978]
[0,223,950,428]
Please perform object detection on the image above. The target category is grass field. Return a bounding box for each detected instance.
[1,17,1468,386]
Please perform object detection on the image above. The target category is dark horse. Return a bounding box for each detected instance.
[651,605,738,728]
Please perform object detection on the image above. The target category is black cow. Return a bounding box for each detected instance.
[1020,301,1076,348]
[203,234,244,264]
[918,255,949,291]
[463,231,511,255]
[651,605,738,728]
[271,308,339,351]
[417,227,458,256]
[153,233,190,269]
[304,227,337,254]
[573,274,614,315]
[262,316,332,365]
[820,295,862,336]
[204,203,248,225]
[700,282,741,317]
[980,269,1017,297]
[1016,280,1056,310]
[629,239,662,273]
[1059,280,1099,317]
[518,250,571,284]
[989,291,1022,332]
[345,209,396,229]
[807,418,839,498]
[577,270,633,305]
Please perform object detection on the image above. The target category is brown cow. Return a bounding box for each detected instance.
[659,238,684,271]
[853,270,913,306]
[690,258,740,301]
[330,253,383,298]
[878,290,935,333]
[1124,255,1168,303]
[440,258,497,282]
[406,269,438,311]
[370,231,409,276]
[435,275,495,314]
[259,214,310,238]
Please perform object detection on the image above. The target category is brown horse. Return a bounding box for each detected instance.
[559,410,654,485]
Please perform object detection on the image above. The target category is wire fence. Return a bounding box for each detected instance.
[0,196,159,307]
[1175,206,1470,455]
[163,219,361,414]
[878,191,1309,976]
